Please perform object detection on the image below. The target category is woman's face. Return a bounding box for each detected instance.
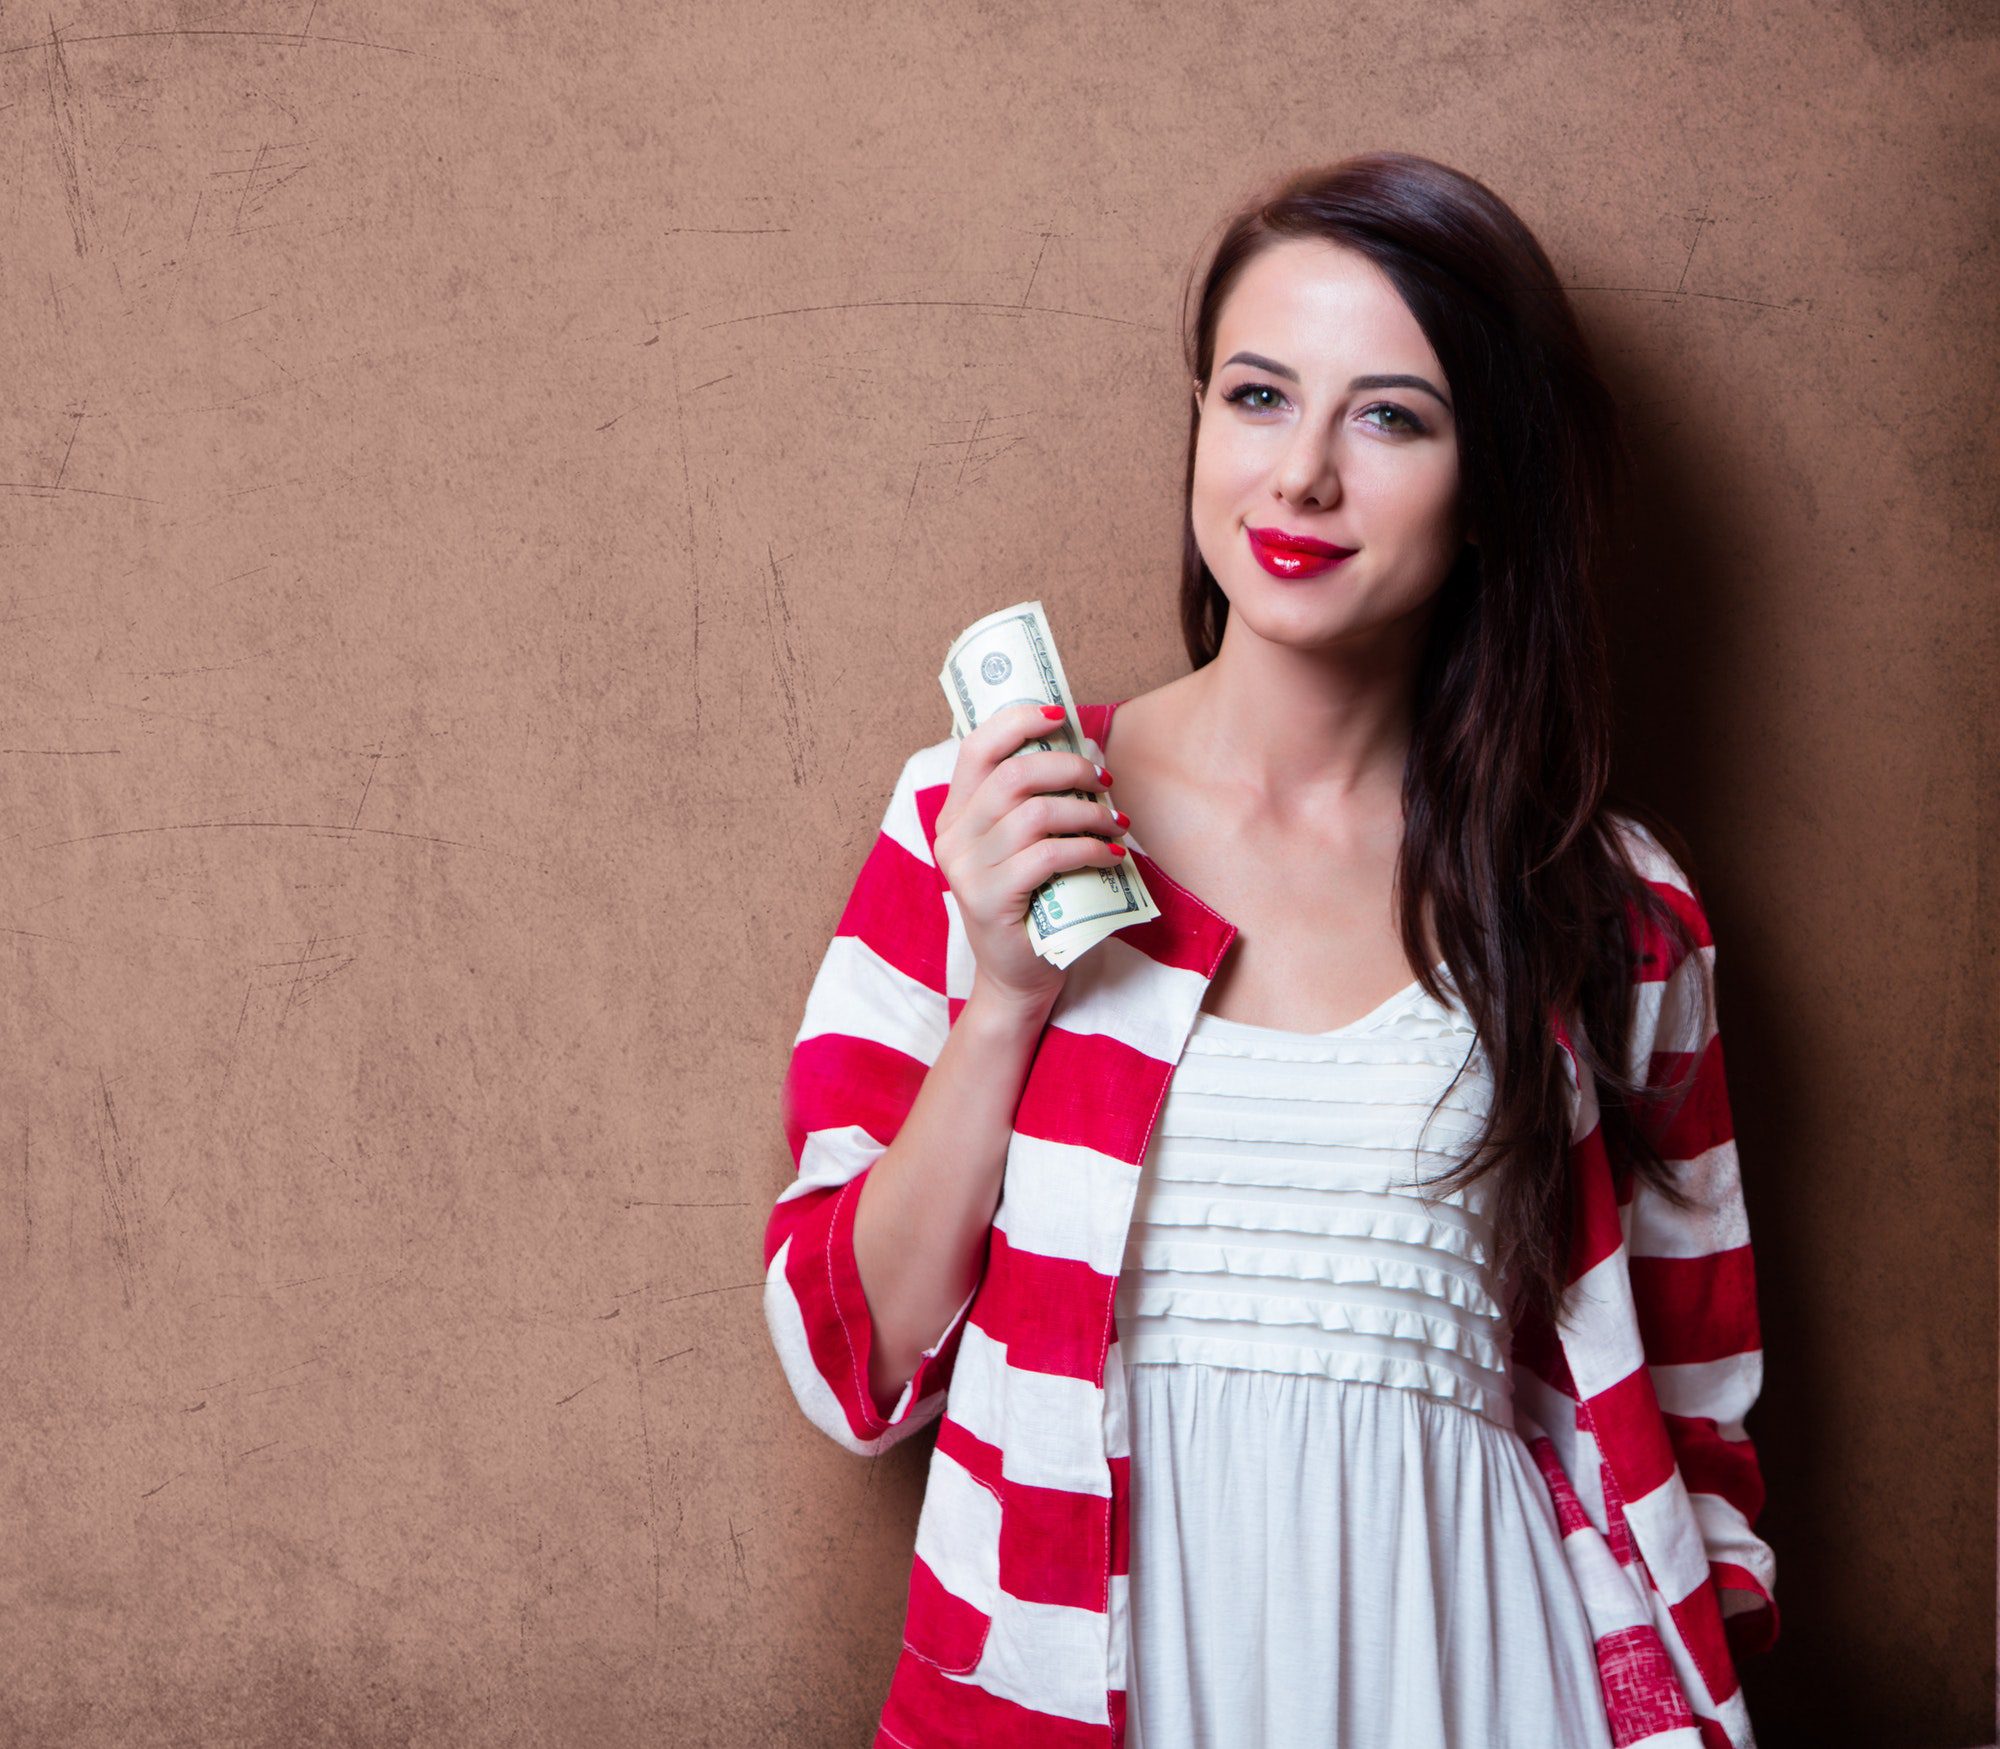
[1191,238,1467,654]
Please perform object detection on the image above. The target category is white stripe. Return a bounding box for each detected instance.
[762,1234,941,1456]
[1719,1584,1772,1620]
[1690,1489,1778,1594]
[1625,1726,1705,1748]
[1611,812,1689,895]
[1626,972,1667,1085]
[1627,1140,1751,1255]
[1649,1349,1763,1430]
[904,734,960,800]
[1622,1465,1714,1606]
[1558,1244,1646,1400]
[912,1443,1001,1612]
[970,1591,1109,1726]
[1102,1337,1131,1463]
[884,743,952,867]
[777,1122,885,1204]
[1051,929,1209,1065]
[796,933,949,1065]
[1652,941,1720,1061]
[1704,1688,1755,1747]
[943,888,977,1002]
[948,1325,1110,1495]
[1560,1517,1651,1632]
[995,1132,1140,1275]
[1106,1570,1131,1691]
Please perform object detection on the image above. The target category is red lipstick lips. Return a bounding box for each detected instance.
[1246,524,1357,579]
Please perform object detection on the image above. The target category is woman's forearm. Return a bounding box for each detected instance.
[851,977,1057,1419]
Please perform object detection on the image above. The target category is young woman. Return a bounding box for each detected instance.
[764,153,1777,1749]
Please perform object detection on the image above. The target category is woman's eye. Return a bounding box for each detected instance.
[1222,383,1283,411]
[1362,403,1425,434]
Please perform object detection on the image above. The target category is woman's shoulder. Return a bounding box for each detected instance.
[1602,804,1699,904]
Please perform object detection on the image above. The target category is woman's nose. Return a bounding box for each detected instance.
[1273,434,1341,508]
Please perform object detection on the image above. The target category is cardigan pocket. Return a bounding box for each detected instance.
[900,1437,1002,1675]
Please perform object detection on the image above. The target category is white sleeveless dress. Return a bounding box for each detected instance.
[1114,966,1612,1749]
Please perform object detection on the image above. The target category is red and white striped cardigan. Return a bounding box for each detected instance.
[763,698,1779,1749]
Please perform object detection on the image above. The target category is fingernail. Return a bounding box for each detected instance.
[1041,704,1066,719]
[1114,810,1130,827]
[1109,842,1127,857]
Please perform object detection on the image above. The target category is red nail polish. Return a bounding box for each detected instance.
[1109,842,1127,856]
[1114,810,1130,827]
[1041,704,1066,719]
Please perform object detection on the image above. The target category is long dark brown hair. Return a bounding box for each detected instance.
[1177,153,1711,1336]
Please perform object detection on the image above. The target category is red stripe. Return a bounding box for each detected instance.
[781,1031,930,1163]
[1666,1564,1740,1710]
[901,1551,993,1676]
[1644,1032,1735,1161]
[876,1644,1112,1747]
[1629,1245,1761,1364]
[934,1413,1004,1492]
[980,1227,1115,1382]
[1592,1622,1696,1744]
[1524,1431,1593,1537]
[1114,851,1236,975]
[1626,877,1712,982]
[936,1349,1115,1615]
[1108,1452,1130,1577]
[1596,1453,1643,1569]
[1016,1027,1174,1166]
[1509,1296,1578,1402]
[1663,1411,1767,1523]
[914,775,949,859]
[1567,1122,1626,1282]
[765,1173,882,1441]
[1713,1560,1780,1657]
[999,1472,1111,1611]
[838,826,948,997]
[1581,1363,1680,1504]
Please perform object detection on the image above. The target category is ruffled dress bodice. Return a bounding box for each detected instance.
[1112,967,1612,1749]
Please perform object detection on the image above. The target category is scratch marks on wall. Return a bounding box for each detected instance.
[262,932,361,1022]
[628,1336,669,1627]
[93,1069,143,1310]
[699,295,1161,333]
[764,542,813,788]
[1672,190,1719,296]
[649,307,707,753]
[40,19,96,257]
[216,138,315,239]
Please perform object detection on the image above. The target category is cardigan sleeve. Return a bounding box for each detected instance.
[760,741,979,1457]
[1621,856,1781,1659]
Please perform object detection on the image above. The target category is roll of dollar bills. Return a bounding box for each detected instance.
[938,600,1160,969]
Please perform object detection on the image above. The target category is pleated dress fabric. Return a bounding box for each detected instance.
[1114,965,1613,1749]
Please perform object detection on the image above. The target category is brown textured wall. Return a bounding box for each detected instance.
[2,3,1993,1745]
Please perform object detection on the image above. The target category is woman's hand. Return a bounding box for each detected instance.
[932,701,1129,1018]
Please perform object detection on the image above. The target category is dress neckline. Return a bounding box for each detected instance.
[1195,960,1451,1041]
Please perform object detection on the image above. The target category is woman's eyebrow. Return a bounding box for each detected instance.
[1220,350,1453,412]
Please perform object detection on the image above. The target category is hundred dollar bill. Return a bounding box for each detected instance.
[938,599,1159,969]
